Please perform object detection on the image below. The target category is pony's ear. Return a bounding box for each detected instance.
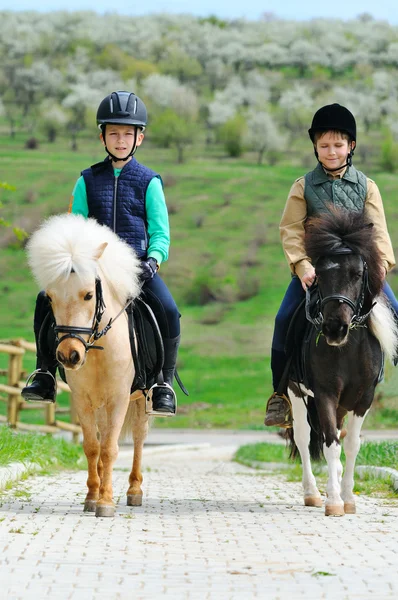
[94,242,108,260]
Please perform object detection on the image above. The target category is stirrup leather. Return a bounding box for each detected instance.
[145,383,177,417]
[265,392,293,429]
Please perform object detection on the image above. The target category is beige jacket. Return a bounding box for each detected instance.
[280,170,396,281]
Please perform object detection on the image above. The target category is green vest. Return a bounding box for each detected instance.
[304,163,367,217]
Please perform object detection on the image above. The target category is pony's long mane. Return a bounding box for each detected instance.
[27,214,142,305]
[304,205,383,297]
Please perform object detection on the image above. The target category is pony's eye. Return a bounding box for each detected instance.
[46,295,52,303]
[84,293,93,301]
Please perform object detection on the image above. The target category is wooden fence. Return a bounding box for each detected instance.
[0,339,81,442]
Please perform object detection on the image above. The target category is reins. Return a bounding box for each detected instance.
[54,278,133,353]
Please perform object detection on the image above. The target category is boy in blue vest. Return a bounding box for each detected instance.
[22,91,180,416]
[264,103,398,428]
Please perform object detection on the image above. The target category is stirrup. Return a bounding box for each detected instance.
[23,369,58,403]
[265,391,293,429]
[24,368,57,390]
[145,383,177,417]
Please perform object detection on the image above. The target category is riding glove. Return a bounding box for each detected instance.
[140,257,159,281]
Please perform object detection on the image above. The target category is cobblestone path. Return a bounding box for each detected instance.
[1,441,397,599]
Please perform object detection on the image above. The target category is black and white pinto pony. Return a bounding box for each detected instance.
[288,205,398,516]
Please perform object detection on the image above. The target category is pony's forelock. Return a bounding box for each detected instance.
[305,205,383,296]
[27,214,142,304]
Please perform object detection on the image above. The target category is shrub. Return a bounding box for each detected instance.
[163,174,178,187]
[193,214,205,228]
[237,274,261,301]
[219,115,244,158]
[380,131,398,173]
[185,269,218,306]
[24,189,38,204]
[198,303,228,325]
[25,137,39,150]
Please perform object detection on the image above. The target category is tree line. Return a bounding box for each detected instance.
[1,10,398,166]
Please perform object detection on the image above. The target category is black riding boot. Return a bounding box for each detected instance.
[151,335,180,415]
[21,367,57,403]
[21,291,57,404]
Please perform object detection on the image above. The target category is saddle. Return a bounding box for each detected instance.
[126,296,164,393]
[284,290,317,392]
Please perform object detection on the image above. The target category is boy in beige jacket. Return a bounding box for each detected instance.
[265,103,397,428]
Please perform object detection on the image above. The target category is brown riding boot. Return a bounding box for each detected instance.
[264,392,293,428]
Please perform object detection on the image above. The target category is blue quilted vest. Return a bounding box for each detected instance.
[82,157,160,258]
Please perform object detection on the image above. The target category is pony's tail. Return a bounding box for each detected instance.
[307,397,324,461]
[287,397,324,462]
[369,294,398,363]
[119,401,136,442]
[287,428,298,460]
[119,394,150,443]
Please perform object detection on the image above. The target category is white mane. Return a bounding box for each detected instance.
[27,214,142,305]
[369,294,398,363]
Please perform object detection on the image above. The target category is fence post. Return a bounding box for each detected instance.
[0,339,81,440]
[6,350,24,428]
[45,403,56,427]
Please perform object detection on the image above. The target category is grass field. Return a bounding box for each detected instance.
[234,440,398,496]
[0,425,85,472]
[235,440,398,469]
[1,128,398,430]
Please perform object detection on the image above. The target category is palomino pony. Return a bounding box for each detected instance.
[288,205,398,516]
[27,213,148,517]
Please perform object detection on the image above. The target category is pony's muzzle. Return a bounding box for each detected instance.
[322,319,349,346]
[56,346,86,370]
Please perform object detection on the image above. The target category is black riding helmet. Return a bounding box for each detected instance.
[308,103,356,170]
[97,91,148,161]
[97,91,147,129]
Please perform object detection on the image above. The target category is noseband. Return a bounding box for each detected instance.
[54,278,131,353]
[305,247,374,330]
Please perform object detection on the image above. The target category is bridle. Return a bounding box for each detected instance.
[305,247,375,330]
[54,278,132,353]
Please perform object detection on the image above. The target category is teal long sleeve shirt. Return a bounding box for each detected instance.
[69,168,170,265]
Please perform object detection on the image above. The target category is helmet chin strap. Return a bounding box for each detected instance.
[314,149,354,173]
[103,128,138,163]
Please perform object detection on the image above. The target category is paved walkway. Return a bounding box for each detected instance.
[141,427,398,446]
[1,431,397,599]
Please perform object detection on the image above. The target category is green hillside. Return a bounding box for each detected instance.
[1,130,398,429]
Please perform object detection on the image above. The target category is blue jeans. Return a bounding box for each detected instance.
[382,281,398,313]
[271,277,304,390]
[272,276,304,354]
[142,273,181,339]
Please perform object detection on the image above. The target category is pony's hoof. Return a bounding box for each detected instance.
[344,502,356,514]
[83,500,97,512]
[325,504,345,517]
[304,495,323,508]
[127,494,143,506]
[95,505,115,518]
